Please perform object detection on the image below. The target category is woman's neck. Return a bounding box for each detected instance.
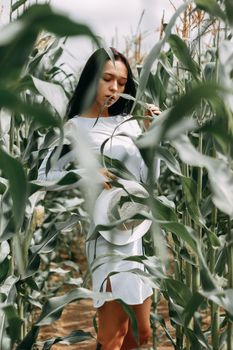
[80,104,109,118]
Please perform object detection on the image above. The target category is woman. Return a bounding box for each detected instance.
[39,47,160,350]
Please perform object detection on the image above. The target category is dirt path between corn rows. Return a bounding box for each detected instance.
[37,298,173,350]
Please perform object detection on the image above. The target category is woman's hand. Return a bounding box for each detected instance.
[99,168,117,190]
[144,104,161,130]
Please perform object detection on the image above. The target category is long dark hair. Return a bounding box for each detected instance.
[66,47,136,119]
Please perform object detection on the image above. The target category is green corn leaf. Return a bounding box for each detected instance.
[0,241,10,263]
[161,222,198,254]
[166,300,184,326]
[164,83,223,134]
[0,258,10,283]
[11,0,27,12]
[35,288,112,325]
[181,176,206,226]
[16,326,39,350]
[0,89,60,128]
[200,118,233,158]
[214,246,228,276]
[201,289,233,316]
[29,214,82,261]
[225,0,233,27]
[168,34,200,80]
[0,180,7,194]
[165,278,192,307]
[194,0,226,21]
[173,135,233,217]
[157,146,182,176]
[0,148,28,231]
[182,292,205,325]
[31,76,69,118]
[22,4,98,41]
[0,4,98,81]
[42,330,93,350]
[186,324,211,349]
[2,305,23,343]
[152,197,178,222]
[0,276,19,349]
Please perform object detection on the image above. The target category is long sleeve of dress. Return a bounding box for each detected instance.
[37,121,105,185]
[37,147,72,181]
[37,119,78,182]
[38,116,160,184]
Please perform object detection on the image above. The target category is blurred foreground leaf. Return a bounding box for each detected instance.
[0,148,28,230]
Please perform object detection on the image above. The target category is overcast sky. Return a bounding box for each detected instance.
[0,0,182,72]
[50,0,182,68]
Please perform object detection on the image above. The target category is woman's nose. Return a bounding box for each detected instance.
[110,80,118,92]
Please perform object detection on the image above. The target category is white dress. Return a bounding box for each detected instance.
[38,114,160,308]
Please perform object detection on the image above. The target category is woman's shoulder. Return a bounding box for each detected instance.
[119,114,142,134]
[65,116,79,126]
[64,116,87,131]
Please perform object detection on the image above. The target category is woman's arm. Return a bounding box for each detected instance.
[38,144,117,190]
[37,145,75,181]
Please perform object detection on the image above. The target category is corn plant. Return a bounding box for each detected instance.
[0,3,104,350]
[135,1,233,349]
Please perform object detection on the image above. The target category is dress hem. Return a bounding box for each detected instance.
[93,290,153,309]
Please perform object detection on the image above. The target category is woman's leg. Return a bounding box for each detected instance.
[120,296,152,350]
[97,299,129,350]
[97,279,129,350]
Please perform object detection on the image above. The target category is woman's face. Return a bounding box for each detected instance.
[95,59,128,111]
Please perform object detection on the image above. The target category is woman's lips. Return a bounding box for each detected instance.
[105,96,116,104]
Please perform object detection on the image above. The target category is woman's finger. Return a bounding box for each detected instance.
[146,104,161,116]
[101,168,117,180]
[102,181,112,190]
[106,171,117,180]
[99,168,116,190]
[144,104,161,130]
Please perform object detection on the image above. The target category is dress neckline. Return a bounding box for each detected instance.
[75,115,120,119]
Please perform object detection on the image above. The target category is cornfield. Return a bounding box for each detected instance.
[0,0,233,349]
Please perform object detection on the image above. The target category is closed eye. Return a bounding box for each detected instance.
[102,73,127,85]
[118,80,127,86]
